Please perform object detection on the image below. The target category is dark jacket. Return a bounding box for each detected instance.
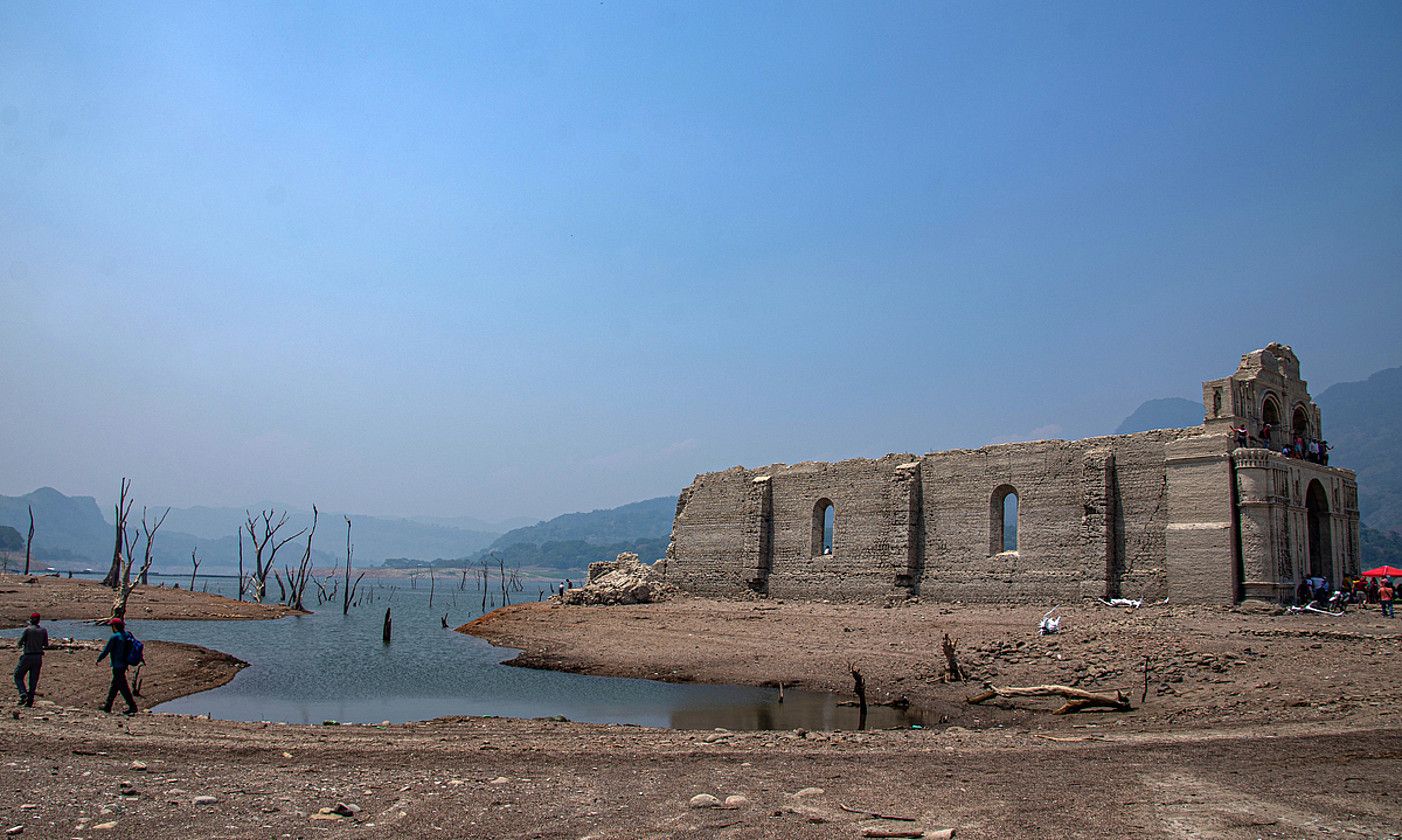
[97,632,129,670]
[18,625,47,657]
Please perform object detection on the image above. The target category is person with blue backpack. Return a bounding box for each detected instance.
[96,618,141,714]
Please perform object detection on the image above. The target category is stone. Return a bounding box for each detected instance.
[724,795,750,808]
[792,787,824,798]
[5,827,22,836]
[192,795,219,806]
[331,802,360,817]
[561,554,679,606]
[688,794,721,809]
[92,822,118,831]
[128,761,147,771]
[488,776,510,785]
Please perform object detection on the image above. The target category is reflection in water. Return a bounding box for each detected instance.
[4,575,931,731]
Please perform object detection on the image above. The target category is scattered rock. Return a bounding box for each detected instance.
[92,822,118,831]
[192,795,219,806]
[688,794,721,809]
[793,787,825,798]
[331,802,360,817]
[128,761,147,771]
[560,554,679,606]
[488,776,511,785]
[724,795,750,808]
[5,827,23,836]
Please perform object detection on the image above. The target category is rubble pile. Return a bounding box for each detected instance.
[560,553,678,606]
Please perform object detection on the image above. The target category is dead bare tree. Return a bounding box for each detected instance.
[112,506,169,618]
[941,633,964,682]
[343,516,365,616]
[244,509,306,603]
[189,547,201,590]
[849,664,868,730]
[24,505,34,575]
[237,529,246,601]
[102,478,134,588]
[283,505,319,611]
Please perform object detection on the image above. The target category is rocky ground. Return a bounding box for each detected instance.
[1,580,1400,838]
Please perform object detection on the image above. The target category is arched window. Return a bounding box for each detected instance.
[990,485,1019,554]
[811,499,835,557]
[1261,396,1281,447]
[1292,405,1310,440]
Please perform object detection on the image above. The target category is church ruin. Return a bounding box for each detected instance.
[664,344,1359,604]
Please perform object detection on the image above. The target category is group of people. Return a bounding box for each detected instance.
[1231,423,1330,464]
[13,613,143,714]
[1297,575,1395,617]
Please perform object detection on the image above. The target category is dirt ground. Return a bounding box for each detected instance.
[464,597,1402,734]
[9,639,247,712]
[0,575,293,629]
[1,584,1401,838]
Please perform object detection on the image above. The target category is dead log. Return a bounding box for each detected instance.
[967,684,1131,715]
[839,804,916,821]
[941,633,963,682]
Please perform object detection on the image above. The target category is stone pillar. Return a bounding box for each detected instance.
[1234,450,1289,601]
[1164,436,1238,604]
[888,462,923,594]
[741,476,772,593]
[1081,449,1116,598]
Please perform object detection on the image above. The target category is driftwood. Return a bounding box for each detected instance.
[839,804,916,821]
[941,633,963,682]
[967,684,1131,715]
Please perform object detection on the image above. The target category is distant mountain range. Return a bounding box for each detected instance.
[0,490,501,575]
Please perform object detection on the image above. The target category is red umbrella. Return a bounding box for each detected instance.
[1361,566,1402,578]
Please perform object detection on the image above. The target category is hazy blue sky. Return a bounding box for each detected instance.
[2,1,1400,522]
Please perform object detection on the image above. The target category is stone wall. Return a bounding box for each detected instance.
[667,430,1202,603]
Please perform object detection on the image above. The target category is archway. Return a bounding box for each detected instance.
[811,499,835,557]
[990,485,1018,554]
[1261,396,1281,448]
[1292,405,1310,440]
[1305,480,1331,580]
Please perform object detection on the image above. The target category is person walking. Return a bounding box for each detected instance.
[13,612,47,707]
[96,618,137,714]
[1381,578,1395,619]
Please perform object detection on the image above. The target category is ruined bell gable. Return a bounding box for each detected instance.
[665,345,1360,604]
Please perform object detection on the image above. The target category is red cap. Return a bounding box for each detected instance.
[29,612,40,621]
[109,618,124,627]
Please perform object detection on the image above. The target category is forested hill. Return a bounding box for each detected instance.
[486,496,676,551]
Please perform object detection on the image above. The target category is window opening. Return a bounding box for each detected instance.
[811,499,835,557]
[991,485,1019,554]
